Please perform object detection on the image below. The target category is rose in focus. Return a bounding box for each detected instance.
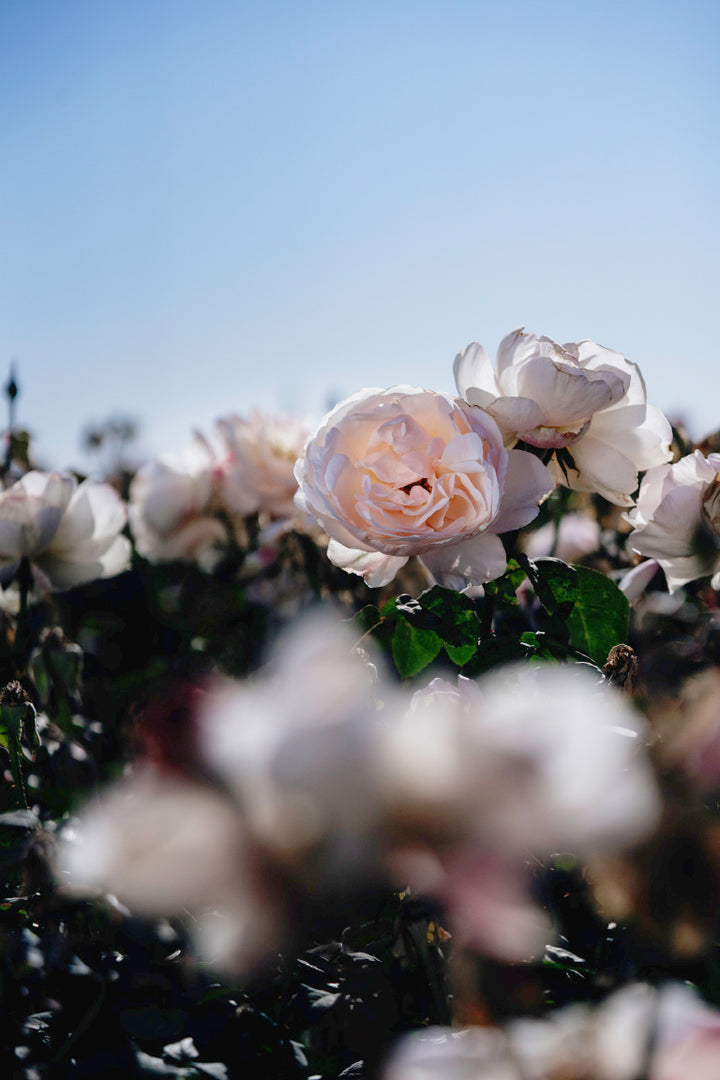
[454,328,672,506]
[294,386,553,590]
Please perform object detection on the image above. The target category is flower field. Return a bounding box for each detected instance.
[3,330,720,1078]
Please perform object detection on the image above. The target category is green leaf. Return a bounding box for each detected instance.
[390,617,443,678]
[566,566,630,667]
[527,557,579,619]
[484,559,527,606]
[417,586,480,667]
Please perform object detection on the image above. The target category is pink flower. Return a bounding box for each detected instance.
[294,386,552,591]
[455,329,672,506]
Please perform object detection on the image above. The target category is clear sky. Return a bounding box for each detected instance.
[1,0,718,471]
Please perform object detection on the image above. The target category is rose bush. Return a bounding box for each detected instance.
[626,450,720,592]
[454,328,672,506]
[294,386,553,591]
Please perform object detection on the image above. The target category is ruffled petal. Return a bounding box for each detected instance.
[420,532,507,593]
[587,404,672,472]
[326,540,408,587]
[453,342,499,399]
[565,435,640,505]
[491,450,554,534]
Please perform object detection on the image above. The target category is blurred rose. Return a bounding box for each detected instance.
[59,768,281,973]
[217,410,309,521]
[522,511,601,562]
[384,982,720,1080]
[626,450,720,592]
[0,470,130,590]
[455,329,672,506]
[128,435,230,565]
[295,386,552,591]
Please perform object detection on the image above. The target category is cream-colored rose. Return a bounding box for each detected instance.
[626,450,720,592]
[217,410,309,521]
[294,386,553,591]
[455,329,672,506]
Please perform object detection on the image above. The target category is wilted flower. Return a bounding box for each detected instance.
[454,329,672,506]
[626,450,720,592]
[0,470,130,590]
[294,386,552,591]
[128,435,230,564]
[217,410,309,521]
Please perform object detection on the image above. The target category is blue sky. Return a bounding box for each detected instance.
[1,0,718,470]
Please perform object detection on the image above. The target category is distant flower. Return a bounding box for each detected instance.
[454,329,672,506]
[128,436,230,564]
[626,451,720,592]
[522,511,601,562]
[0,470,130,590]
[294,386,552,592]
[217,411,309,521]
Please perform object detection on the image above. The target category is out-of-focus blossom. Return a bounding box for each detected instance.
[626,451,720,592]
[59,769,281,972]
[379,665,659,856]
[217,411,309,521]
[522,511,601,562]
[455,329,672,506]
[377,666,658,960]
[384,982,720,1080]
[0,470,130,590]
[295,386,552,592]
[200,613,388,868]
[128,436,230,564]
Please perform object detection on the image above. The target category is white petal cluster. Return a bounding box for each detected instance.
[626,450,720,592]
[295,386,553,592]
[0,470,130,590]
[455,329,672,506]
[128,436,228,565]
[58,615,659,972]
[129,414,309,565]
[384,982,720,1080]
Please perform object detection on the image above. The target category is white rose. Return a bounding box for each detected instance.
[0,470,130,590]
[294,386,553,592]
[626,450,720,592]
[128,436,229,564]
[455,329,672,506]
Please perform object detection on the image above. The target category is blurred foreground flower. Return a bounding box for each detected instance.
[522,510,601,562]
[626,450,720,592]
[0,470,130,590]
[295,386,552,592]
[455,329,672,506]
[57,618,659,973]
[383,981,720,1080]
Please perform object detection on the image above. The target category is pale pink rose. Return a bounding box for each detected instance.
[455,329,672,506]
[217,410,310,521]
[294,386,553,591]
[128,435,231,564]
[0,470,130,590]
[625,451,720,592]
